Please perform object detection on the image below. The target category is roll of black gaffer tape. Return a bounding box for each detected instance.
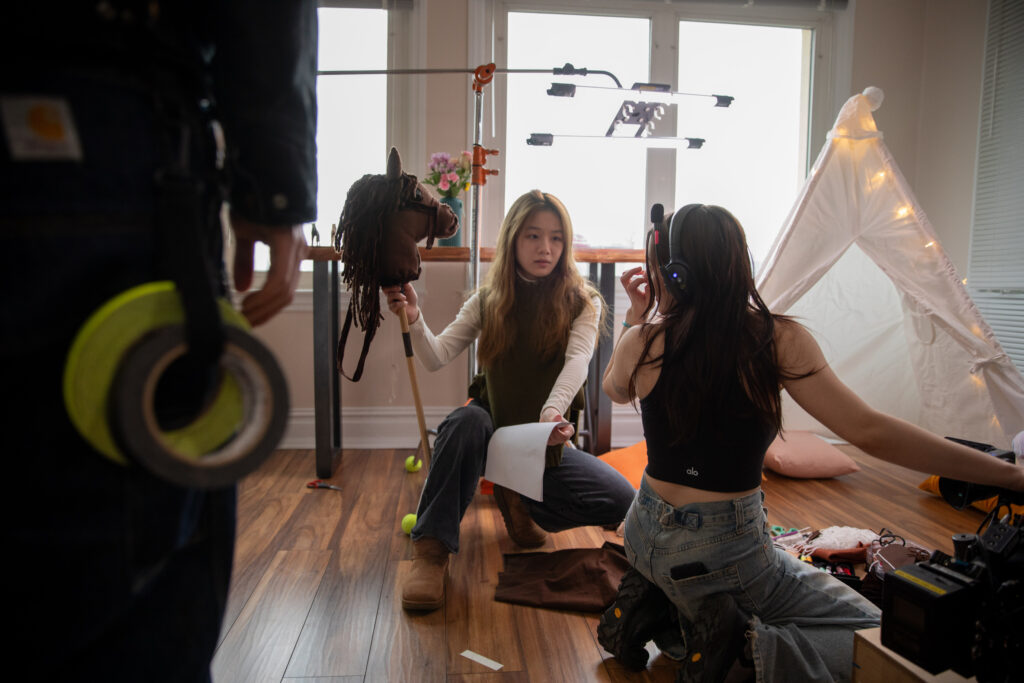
[63,282,289,488]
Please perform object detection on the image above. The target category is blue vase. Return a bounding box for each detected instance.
[438,196,463,247]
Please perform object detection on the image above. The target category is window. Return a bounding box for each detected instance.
[253,6,389,273]
[504,12,651,249]
[315,8,389,244]
[674,20,810,267]
[481,1,839,268]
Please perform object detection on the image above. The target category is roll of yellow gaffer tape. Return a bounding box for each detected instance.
[63,281,288,488]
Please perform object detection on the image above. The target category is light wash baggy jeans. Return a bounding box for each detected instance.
[624,474,881,682]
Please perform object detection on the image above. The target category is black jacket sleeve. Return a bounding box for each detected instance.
[212,0,318,226]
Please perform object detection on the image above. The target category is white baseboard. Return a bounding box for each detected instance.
[279,405,644,450]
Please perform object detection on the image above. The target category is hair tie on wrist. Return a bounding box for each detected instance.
[622,321,631,329]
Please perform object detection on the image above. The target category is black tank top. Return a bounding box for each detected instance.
[639,372,776,492]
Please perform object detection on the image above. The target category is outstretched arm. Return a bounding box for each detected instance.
[383,284,481,371]
[778,320,1024,491]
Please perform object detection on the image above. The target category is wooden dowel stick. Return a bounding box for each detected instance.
[399,307,431,460]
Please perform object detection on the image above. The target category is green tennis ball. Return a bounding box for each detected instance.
[405,455,423,472]
[401,513,417,535]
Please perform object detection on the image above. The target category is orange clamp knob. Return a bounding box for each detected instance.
[471,167,499,186]
[472,146,499,164]
[471,144,500,186]
[472,63,496,92]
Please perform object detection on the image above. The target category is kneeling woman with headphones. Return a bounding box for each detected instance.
[602,204,1024,682]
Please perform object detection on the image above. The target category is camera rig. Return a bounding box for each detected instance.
[881,439,1022,682]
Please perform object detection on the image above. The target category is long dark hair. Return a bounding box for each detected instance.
[629,205,792,443]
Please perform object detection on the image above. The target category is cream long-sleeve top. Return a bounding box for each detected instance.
[407,290,602,419]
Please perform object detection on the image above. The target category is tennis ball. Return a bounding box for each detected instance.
[405,455,423,472]
[401,513,417,535]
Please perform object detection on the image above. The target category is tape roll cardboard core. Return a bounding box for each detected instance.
[112,325,288,488]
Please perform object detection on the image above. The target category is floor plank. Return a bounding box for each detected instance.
[286,450,406,678]
[446,492,526,676]
[223,450,323,640]
[512,604,610,682]
[364,558,448,683]
[448,673,531,682]
[213,549,333,683]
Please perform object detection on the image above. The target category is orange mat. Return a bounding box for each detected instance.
[597,440,648,490]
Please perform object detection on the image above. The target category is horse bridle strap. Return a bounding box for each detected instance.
[401,199,442,249]
[336,299,376,382]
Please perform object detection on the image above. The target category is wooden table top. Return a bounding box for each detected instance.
[306,245,645,264]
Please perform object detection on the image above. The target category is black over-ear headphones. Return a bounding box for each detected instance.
[654,202,702,304]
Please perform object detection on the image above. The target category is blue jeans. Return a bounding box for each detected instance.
[624,475,881,682]
[412,401,636,553]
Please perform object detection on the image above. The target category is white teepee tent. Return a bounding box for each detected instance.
[757,87,1024,449]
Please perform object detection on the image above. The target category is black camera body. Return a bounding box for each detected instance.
[880,439,1023,681]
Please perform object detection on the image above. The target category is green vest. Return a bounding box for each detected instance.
[468,278,586,467]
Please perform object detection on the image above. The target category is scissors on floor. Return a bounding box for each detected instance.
[307,479,343,492]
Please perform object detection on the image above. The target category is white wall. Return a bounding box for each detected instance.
[852,0,986,274]
[258,0,989,449]
[915,0,987,276]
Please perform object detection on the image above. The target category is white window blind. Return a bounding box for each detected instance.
[969,0,1024,372]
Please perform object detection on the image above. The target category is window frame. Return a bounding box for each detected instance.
[255,2,423,294]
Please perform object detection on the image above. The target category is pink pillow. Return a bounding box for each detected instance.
[764,430,860,479]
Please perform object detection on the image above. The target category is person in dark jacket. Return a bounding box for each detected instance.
[1,3,316,680]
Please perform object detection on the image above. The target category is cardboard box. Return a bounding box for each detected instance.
[852,627,975,682]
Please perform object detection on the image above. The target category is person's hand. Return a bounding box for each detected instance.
[541,406,574,446]
[231,212,307,326]
[383,283,419,324]
[619,266,649,326]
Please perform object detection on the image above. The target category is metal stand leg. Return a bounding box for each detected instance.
[587,263,615,455]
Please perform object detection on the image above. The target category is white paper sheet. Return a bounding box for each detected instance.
[483,422,559,502]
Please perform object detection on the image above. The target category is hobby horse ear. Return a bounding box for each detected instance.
[386,147,402,180]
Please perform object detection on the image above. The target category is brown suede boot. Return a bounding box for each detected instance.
[493,484,548,548]
[402,537,450,611]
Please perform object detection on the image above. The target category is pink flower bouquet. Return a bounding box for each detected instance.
[424,151,472,199]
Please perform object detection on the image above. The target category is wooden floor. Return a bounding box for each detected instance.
[211,446,987,682]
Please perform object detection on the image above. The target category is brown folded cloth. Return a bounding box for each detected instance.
[494,541,630,613]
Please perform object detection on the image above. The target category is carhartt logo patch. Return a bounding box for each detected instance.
[1,96,83,161]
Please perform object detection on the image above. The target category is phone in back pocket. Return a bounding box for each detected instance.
[669,561,708,580]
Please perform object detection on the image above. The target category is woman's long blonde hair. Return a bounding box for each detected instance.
[477,190,605,367]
